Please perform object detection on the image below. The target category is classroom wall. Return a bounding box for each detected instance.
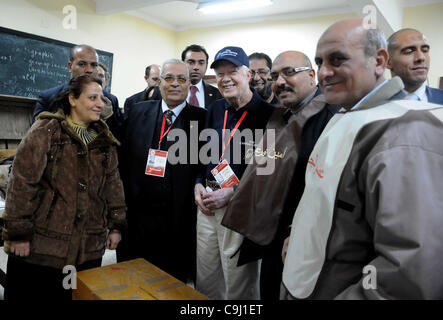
[402,2,443,89]
[0,0,177,102]
[1,0,442,104]
[176,12,357,78]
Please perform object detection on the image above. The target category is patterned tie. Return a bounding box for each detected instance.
[164,109,174,126]
[189,85,200,107]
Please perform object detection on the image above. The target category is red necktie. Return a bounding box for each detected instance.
[189,86,200,107]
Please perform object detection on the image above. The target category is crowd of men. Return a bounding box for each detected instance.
[32,19,443,300]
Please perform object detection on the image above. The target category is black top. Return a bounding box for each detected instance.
[197,90,274,184]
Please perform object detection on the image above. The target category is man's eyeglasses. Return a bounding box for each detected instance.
[161,75,188,84]
[270,67,311,81]
[251,69,270,77]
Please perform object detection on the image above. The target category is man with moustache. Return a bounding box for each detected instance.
[194,46,274,300]
[282,19,443,300]
[117,59,206,283]
[248,52,278,104]
[33,44,123,139]
[387,28,443,104]
[222,51,339,300]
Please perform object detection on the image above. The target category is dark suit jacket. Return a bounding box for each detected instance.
[142,81,222,109]
[117,100,206,282]
[202,80,223,107]
[34,83,124,140]
[426,86,443,105]
[123,87,161,120]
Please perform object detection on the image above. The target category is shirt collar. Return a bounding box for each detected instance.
[192,79,204,92]
[161,99,187,119]
[410,82,428,102]
[223,89,264,112]
[352,79,388,110]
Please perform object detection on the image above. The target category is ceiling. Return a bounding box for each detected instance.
[93,0,443,31]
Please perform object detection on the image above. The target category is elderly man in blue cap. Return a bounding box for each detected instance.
[194,46,274,299]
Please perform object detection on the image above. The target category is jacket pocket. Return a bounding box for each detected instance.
[84,229,107,254]
[31,227,70,258]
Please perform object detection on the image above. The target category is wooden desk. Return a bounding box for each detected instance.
[73,258,209,300]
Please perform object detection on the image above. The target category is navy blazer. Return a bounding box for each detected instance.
[34,83,124,139]
[426,86,443,105]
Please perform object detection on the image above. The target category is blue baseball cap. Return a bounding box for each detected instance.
[210,46,249,69]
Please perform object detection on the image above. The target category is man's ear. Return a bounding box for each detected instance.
[387,56,393,71]
[375,48,389,77]
[309,69,316,87]
[68,61,73,72]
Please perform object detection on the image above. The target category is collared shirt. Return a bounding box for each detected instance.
[352,80,388,110]
[407,82,428,102]
[197,90,274,184]
[161,99,186,123]
[186,79,205,108]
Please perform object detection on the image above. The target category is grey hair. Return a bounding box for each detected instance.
[161,59,189,78]
[363,28,387,57]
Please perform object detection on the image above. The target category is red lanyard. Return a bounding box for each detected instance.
[158,115,173,149]
[221,109,248,161]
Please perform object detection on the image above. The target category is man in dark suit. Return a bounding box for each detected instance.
[117,59,206,283]
[181,44,222,108]
[123,64,161,119]
[387,28,443,104]
[33,44,123,139]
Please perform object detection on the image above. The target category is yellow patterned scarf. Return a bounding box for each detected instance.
[66,117,98,145]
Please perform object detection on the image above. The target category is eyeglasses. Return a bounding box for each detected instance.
[251,69,270,77]
[270,67,311,81]
[161,75,188,84]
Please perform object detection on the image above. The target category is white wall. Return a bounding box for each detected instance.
[0,0,177,102]
[1,0,442,103]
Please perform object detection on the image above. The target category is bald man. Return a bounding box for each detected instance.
[387,28,443,104]
[222,50,339,300]
[282,19,443,299]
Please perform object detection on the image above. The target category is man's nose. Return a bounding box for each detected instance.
[85,63,95,74]
[415,49,426,62]
[317,63,334,83]
[274,73,286,87]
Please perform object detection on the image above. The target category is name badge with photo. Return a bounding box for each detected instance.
[145,148,168,177]
[211,159,240,189]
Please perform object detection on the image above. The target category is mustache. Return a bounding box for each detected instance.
[275,85,294,96]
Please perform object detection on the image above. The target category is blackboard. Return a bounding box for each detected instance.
[0,27,114,98]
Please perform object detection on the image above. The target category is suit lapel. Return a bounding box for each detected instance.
[143,100,162,151]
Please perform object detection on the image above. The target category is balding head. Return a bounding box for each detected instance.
[68,45,99,79]
[271,51,316,109]
[315,19,388,109]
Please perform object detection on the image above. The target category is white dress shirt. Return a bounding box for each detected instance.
[161,99,186,124]
[186,79,205,108]
[406,82,428,102]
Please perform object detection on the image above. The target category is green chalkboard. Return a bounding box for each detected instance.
[0,27,114,98]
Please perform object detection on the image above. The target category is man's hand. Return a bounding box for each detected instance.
[195,183,213,216]
[202,187,234,212]
[106,231,121,250]
[10,241,30,257]
[282,236,290,264]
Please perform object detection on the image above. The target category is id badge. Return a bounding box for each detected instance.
[211,159,240,189]
[145,148,168,177]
